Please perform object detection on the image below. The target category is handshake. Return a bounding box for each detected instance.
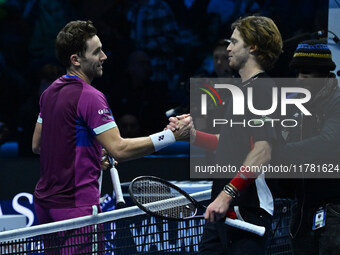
[165,114,196,142]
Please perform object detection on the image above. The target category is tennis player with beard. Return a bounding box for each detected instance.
[32,20,190,253]
[169,16,283,254]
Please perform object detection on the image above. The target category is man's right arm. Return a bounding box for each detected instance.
[96,127,155,162]
[168,114,220,151]
[96,117,192,162]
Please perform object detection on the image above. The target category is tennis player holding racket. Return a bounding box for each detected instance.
[168,16,283,255]
[31,20,191,254]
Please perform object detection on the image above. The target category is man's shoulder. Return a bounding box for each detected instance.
[80,83,104,98]
[47,76,84,92]
[40,76,64,98]
[252,73,275,87]
[243,72,275,89]
[246,73,276,98]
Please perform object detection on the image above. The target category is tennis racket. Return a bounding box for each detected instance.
[108,157,125,207]
[129,176,265,236]
[99,156,126,207]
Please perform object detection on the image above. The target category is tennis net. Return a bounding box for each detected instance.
[0,190,292,254]
[0,190,209,254]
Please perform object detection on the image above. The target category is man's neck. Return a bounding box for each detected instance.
[67,69,92,84]
[238,60,264,82]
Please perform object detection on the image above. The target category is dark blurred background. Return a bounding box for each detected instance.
[0,0,330,156]
[0,0,335,207]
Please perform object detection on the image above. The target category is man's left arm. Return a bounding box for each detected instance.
[243,141,272,166]
[204,141,272,222]
[32,122,42,154]
[205,79,276,222]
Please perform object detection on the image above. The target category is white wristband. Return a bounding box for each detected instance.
[149,129,176,152]
[37,115,42,124]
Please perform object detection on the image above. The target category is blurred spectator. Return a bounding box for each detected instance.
[212,39,235,78]
[100,0,135,90]
[71,0,117,49]
[117,113,141,138]
[71,1,134,95]
[127,0,179,90]
[108,50,170,136]
[194,39,237,78]
[207,0,261,25]
[29,0,76,60]
[163,0,188,28]
[17,61,64,156]
[192,39,237,133]
[281,39,340,255]
[0,0,331,155]
[176,1,224,86]
[0,3,34,141]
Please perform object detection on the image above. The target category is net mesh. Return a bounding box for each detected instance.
[0,190,293,255]
[131,178,197,219]
[0,217,205,254]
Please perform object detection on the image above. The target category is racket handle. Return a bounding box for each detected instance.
[109,158,126,207]
[225,218,266,236]
[99,155,107,194]
[98,170,103,194]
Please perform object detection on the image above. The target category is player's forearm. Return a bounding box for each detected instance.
[106,136,155,162]
[97,128,177,162]
[223,141,272,198]
[191,130,220,151]
[242,141,272,171]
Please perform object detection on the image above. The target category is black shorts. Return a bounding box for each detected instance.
[199,207,272,255]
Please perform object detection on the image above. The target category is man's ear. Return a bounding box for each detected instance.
[70,54,81,67]
[249,45,258,54]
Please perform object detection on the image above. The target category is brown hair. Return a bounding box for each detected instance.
[55,20,97,68]
[231,16,282,70]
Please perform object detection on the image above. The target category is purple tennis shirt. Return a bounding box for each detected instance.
[34,75,116,208]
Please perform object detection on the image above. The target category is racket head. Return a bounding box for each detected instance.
[129,176,201,221]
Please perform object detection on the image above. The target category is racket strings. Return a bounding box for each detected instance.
[132,179,196,219]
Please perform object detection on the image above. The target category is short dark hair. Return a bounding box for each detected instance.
[231,16,282,70]
[55,20,97,68]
